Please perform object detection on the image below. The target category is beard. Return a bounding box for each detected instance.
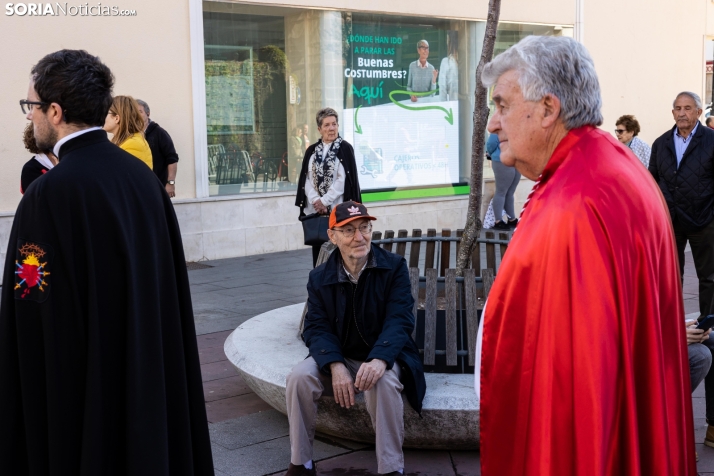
[34,117,58,153]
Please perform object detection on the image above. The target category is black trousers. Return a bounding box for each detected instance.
[674,218,714,318]
[312,244,322,268]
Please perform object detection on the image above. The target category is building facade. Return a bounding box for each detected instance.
[0,0,711,278]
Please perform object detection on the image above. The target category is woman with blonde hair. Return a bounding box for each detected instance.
[103,95,153,168]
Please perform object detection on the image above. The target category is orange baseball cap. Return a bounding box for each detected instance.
[329,201,377,229]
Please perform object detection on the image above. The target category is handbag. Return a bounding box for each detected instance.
[299,211,330,246]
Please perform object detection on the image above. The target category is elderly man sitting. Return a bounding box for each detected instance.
[284,201,425,476]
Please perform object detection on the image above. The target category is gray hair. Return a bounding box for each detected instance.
[673,91,702,109]
[316,107,338,128]
[135,98,150,115]
[417,39,429,49]
[482,35,603,130]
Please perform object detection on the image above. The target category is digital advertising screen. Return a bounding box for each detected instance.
[341,21,460,192]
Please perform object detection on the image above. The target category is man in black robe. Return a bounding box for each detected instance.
[1,50,213,474]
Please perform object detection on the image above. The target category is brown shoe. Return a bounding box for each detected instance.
[705,425,714,448]
[285,463,316,476]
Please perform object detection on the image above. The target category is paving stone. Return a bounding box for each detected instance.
[197,330,234,349]
[206,394,274,423]
[195,314,254,336]
[210,409,289,449]
[298,449,379,475]
[403,449,456,475]
[211,435,349,476]
[201,360,239,382]
[198,344,228,365]
[696,417,708,442]
[204,375,253,402]
[450,451,480,476]
[315,449,457,475]
[698,444,714,472]
[190,283,227,294]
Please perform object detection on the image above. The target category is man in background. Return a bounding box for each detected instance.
[650,92,714,320]
[2,49,212,474]
[137,99,179,198]
[478,36,694,475]
[406,39,438,102]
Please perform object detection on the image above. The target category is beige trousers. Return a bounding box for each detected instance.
[285,356,405,474]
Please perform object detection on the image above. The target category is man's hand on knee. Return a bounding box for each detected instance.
[355,359,387,392]
[330,362,355,409]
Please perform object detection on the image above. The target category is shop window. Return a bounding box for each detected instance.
[202,2,566,199]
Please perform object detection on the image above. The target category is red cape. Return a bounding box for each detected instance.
[480,127,695,475]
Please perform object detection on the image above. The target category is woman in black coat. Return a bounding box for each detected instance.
[295,107,361,266]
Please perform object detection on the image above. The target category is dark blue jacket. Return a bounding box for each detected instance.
[649,123,714,232]
[302,245,426,414]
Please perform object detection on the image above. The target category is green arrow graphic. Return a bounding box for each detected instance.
[354,105,363,134]
[388,90,454,125]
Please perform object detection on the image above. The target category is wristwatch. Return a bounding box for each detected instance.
[167,180,176,185]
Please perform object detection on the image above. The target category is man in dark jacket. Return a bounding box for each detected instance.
[137,99,179,197]
[3,50,213,474]
[649,91,714,318]
[285,201,425,476]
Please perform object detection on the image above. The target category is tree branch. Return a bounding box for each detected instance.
[456,0,502,272]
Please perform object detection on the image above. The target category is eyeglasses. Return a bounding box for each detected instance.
[614,129,627,135]
[418,46,430,50]
[332,222,372,238]
[20,99,49,115]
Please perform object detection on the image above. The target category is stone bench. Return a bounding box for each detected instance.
[224,303,480,449]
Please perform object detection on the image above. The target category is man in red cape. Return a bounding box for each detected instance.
[476,36,696,475]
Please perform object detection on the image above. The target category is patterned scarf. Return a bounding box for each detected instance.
[311,135,343,197]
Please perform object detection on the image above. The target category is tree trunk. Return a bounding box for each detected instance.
[455,0,502,272]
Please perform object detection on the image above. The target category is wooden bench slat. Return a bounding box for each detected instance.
[482,268,495,299]
[445,268,458,366]
[409,229,422,269]
[425,229,437,269]
[409,267,420,341]
[485,231,496,272]
[299,242,337,337]
[471,238,481,277]
[463,268,479,366]
[372,231,382,242]
[455,229,464,263]
[424,268,438,365]
[396,229,408,257]
[382,230,395,252]
[498,231,509,265]
[440,229,451,277]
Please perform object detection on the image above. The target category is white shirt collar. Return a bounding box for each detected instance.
[52,127,103,157]
[417,60,430,69]
[34,153,55,170]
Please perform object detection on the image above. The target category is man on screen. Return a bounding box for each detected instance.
[407,39,437,102]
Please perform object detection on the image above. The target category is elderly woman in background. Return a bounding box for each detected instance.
[295,107,361,267]
[103,95,153,169]
[20,122,58,194]
[615,114,651,167]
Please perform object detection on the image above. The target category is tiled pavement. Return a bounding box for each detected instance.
[192,248,712,475]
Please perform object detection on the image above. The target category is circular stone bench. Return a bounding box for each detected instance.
[224,303,480,449]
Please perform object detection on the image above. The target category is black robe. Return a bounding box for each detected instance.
[294,139,361,212]
[0,130,213,475]
[20,156,50,195]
